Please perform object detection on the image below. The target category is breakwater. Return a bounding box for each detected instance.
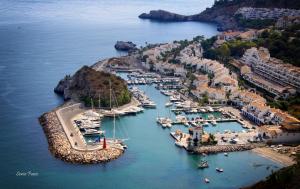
[194,144,263,154]
[39,108,123,164]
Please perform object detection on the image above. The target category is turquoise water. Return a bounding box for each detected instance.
[0,0,282,188]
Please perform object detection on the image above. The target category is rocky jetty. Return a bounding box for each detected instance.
[39,109,123,164]
[114,41,137,51]
[194,144,259,154]
[139,10,188,22]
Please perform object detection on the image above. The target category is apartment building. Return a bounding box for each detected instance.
[240,47,300,94]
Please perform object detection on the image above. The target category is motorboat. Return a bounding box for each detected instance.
[142,101,156,108]
[202,121,209,127]
[216,168,224,172]
[175,141,184,147]
[200,108,206,113]
[207,106,214,112]
[208,114,214,120]
[224,153,228,156]
[211,120,217,126]
[204,178,210,183]
[198,160,209,169]
[83,129,105,136]
[165,101,173,107]
[166,122,172,128]
[184,122,190,127]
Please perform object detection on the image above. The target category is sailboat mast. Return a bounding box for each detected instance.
[98,93,101,109]
[109,80,112,110]
[110,80,116,140]
[91,98,94,110]
[113,113,116,140]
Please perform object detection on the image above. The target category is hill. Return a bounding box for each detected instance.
[139,0,300,31]
[54,66,131,108]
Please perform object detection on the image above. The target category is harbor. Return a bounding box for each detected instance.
[37,71,285,187]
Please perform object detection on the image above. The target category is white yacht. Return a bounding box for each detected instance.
[211,120,217,126]
[165,101,173,107]
[175,141,184,147]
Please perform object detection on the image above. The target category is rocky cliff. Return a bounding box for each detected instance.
[114,41,137,52]
[139,0,300,31]
[139,10,188,22]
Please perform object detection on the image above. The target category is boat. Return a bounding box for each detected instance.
[224,153,228,156]
[200,108,206,113]
[207,106,214,112]
[166,122,172,128]
[208,114,214,120]
[184,122,189,127]
[211,120,217,126]
[83,129,105,136]
[198,160,209,169]
[175,141,184,147]
[142,101,156,108]
[202,121,209,127]
[204,178,210,183]
[165,101,173,107]
[216,168,224,172]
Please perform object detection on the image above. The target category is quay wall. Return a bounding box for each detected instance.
[39,106,123,164]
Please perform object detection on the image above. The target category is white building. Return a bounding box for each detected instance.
[240,47,300,94]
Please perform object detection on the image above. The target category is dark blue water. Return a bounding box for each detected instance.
[0,1,282,188]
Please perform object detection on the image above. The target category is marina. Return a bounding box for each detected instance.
[3,0,296,188]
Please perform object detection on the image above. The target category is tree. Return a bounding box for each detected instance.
[217,44,231,61]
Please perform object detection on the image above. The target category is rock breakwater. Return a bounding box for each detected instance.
[39,109,123,164]
[194,144,260,154]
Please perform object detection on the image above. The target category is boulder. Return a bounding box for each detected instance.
[114,41,137,51]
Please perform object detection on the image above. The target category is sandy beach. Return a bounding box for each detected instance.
[252,147,296,166]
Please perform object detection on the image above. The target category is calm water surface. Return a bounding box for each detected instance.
[0,1,282,188]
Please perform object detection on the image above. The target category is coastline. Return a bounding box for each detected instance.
[252,147,296,167]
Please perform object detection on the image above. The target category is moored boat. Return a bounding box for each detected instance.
[216,168,224,172]
[198,160,209,169]
[204,178,210,183]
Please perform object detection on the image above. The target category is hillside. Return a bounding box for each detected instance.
[243,155,300,189]
[139,0,300,31]
[54,66,131,108]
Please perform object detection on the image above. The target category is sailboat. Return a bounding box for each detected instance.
[107,80,129,150]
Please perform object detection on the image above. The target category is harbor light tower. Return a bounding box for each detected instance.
[192,126,203,146]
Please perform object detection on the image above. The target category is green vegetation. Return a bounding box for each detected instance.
[254,25,300,67]
[235,14,275,29]
[201,133,218,145]
[70,66,131,108]
[213,0,300,9]
[243,154,300,189]
[198,92,209,106]
[268,96,300,119]
[201,36,257,60]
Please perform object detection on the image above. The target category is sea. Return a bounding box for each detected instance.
[0,1,282,188]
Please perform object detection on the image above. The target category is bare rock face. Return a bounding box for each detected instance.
[54,75,72,100]
[114,41,137,51]
[139,10,188,22]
